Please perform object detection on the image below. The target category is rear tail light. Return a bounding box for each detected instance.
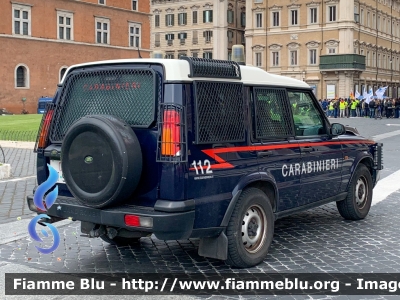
[161,110,181,156]
[124,215,153,228]
[35,104,54,152]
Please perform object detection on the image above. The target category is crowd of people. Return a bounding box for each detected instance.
[318,98,400,119]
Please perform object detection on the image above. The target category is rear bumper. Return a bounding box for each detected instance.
[26,195,195,240]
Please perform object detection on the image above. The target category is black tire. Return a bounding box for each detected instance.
[61,115,142,208]
[336,164,372,220]
[225,188,274,268]
[100,235,141,246]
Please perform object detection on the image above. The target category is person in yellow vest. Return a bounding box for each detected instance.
[351,99,358,117]
[328,100,334,117]
[339,98,346,118]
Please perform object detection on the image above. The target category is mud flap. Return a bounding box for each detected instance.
[198,231,228,261]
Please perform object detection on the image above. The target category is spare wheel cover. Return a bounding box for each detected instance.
[61,115,142,208]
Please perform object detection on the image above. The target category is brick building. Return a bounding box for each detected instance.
[0,0,151,113]
[245,0,400,100]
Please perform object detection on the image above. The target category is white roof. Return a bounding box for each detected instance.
[61,58,310,88]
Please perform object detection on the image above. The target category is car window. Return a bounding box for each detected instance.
[287,90,326,136]
[253,88,294,139]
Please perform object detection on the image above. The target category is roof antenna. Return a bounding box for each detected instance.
[137,46,142,59]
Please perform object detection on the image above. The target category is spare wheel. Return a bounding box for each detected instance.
[61,115,142,208]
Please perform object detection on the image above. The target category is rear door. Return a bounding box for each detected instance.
[251,87,303,211]
[287,89,343,205]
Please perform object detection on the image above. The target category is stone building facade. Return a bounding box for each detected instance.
[151,0,246,60]
[245,0,400,100]
[0,0,151,113]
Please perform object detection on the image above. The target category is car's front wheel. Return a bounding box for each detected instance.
[225,188,274,268]
[336,164,373,220]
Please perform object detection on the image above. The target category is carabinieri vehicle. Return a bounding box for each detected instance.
[28,56,383,268]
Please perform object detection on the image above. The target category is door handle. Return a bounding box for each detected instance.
[257,151,273,158]
[302,146,313,153]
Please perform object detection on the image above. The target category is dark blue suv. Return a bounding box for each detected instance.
[28,57,383,268]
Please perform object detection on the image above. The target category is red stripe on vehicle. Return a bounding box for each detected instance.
[191,139,375,171]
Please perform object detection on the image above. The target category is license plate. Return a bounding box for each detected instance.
[50,160,65,184]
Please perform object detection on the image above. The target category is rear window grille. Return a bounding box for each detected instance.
[50,68,159,142]
[253,88,294,139]
[180,56,241,79]
[194,81,245,144]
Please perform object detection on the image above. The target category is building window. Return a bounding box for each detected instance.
[272,52,279,66]
[360,9,364,25]
[367,12,370,27]
[204,30,212,42]
[272,12,279,27]
[193,30,198,44]
[165,33,174,40]
[310,7,317,24]
[178,52,186,59]
[241,12,245,27]
[165,53,174,59]
[203,10,213,23]
[178,32,187,44]
[13,4,31,36]
[291,10,298,25]
[378,54,381,68]
[227,30,234,43]
[377,16,380,30]
[129,23,141,48]
[256,13,262,28]
[328,6,336,22]
[192,52,198,58]
[328,48,336,54]
[178,13,187,25]
[367,51,370,66]
[60,67,68,82]
[373,52,376,67]
[166,14,174,26]
[255,53,262,67]
[15,64,29,88]
[290,50,297,65]
[373,13,376,28]
[155,33,160,47]
[98,0,105,4]
[95,18,110,44]
[309,49,317,65]
[193,11,198,24]
[57,11,73,40]
[132,0,138,11]
[155,15,160,27]
[203,52,213,59]
[227,10,234,24]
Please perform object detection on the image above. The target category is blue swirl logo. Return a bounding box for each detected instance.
[28,164,60,254]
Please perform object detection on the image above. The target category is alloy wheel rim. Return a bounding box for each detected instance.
[241,204,267,254]
[355,176,368,208]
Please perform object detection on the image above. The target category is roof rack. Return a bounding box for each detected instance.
[180,56,241,80]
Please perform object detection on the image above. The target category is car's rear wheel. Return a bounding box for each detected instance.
[61,115,142,208]
[336,164,373,220]
[225,188,274,268]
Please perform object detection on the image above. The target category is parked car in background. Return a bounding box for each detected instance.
[37,97,53,114]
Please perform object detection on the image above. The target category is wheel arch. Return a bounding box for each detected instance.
[220,173,278,227]
[347,155,375,190]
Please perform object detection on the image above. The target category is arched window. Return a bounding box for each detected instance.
[60,67,68,82]
[15,64,29,88]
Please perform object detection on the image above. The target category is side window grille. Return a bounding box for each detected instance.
[254,88,294,139]
[156,103,187,162]
[194,81,245,144]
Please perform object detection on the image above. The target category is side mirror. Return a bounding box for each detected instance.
[330,123,345,136]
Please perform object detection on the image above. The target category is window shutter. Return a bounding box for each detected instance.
[184,33,187,39]
[203,11,206,23]
[210,31,213,37]
[184,13,187,24]
[210,11,213,22]
[203,31,205,37]
[193,11,197,24]
[165,34,168,40]
[172,33,174,39]
[171,14,174,25]
[203,53,206,58]
[165,15,168,26]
